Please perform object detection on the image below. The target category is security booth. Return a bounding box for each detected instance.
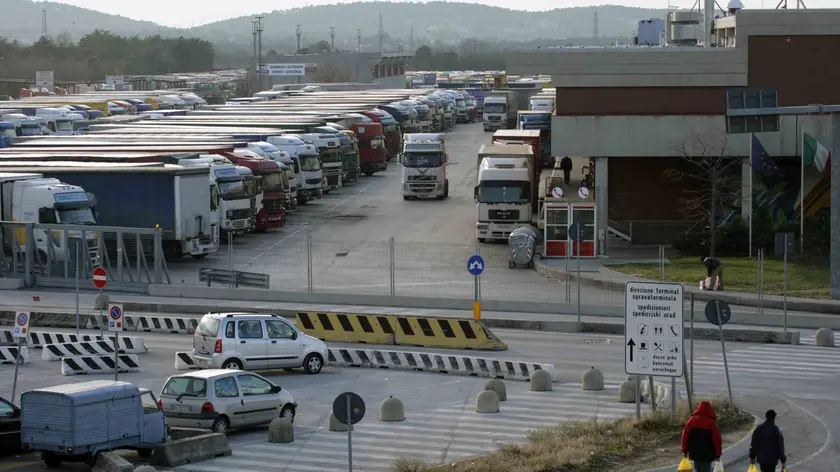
[542,201,597,258]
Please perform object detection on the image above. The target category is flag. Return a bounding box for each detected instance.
[803,132,832,174]
[751,135,783,177]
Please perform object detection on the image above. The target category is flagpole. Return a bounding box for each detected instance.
[800,119,805,255]
[749,133,753,259]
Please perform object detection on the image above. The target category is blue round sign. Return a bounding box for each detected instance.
[16,313,28,326]
[467,255,485,276]
[109,306,122,320]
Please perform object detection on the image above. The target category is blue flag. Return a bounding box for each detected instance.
[751,134,783,178]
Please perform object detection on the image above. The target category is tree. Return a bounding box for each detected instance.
[309,40,331,53]
[663,133,742,257]
[312,62,352,83]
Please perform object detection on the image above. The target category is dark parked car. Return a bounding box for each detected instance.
[0,396,22,456]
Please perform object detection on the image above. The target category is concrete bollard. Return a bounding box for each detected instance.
[530,369,553,392]
[268,417,294,443]
[476,389,500,413]
[618,376,637,403]
[581,366,605,391]
[484,379,507,401]
[815,328,835,347]
[134,466,158,472]
[328,411,353,432]
[379,396,406,422]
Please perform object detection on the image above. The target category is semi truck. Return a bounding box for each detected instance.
[0,172,100,266]
[179,157,252,235]
[517,111,553,168]
[298,129,343,192]
[336,129,360,184]
[236,166,262,232]
[361,109,401,160]
[353,122,388,176]
[475,143,538,241]
[221,150,286,231]
[0,165,217,260]
[0,122,15,147]
[2,114,43,137]
[266,135,323,204]
[401,133,449,200]
[482,90,518,132]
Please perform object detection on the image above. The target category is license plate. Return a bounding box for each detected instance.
[171,404,191,413]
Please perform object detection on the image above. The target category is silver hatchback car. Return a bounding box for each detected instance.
[159,369,296,434]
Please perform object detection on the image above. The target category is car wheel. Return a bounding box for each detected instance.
[211,416,230,434]
[303,353,324,374]
[222,358,243,370]
[279,405,296,423]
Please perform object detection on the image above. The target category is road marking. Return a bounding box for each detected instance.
[326,182,374,213]
[784,396,833,470]
[244,225,310,267]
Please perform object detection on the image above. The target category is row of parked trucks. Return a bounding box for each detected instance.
[0,87,474,265]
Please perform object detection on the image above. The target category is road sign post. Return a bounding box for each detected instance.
[11,311,30,401]
[93,267,108,343]
[75,240,80,335]
[624,282,684,416]
[467,254,485,321]
[707,299,734,410]
[108,303,123,381]
[568,222,585,323]
[332,392,366,472]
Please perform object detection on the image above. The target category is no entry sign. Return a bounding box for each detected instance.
[92,267,107,289]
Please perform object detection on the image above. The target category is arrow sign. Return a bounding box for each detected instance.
[627,338,636,362]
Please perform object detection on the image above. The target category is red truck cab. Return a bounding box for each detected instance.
[352,122,388,176]
[361,109,401,161]
[221,152,286,231]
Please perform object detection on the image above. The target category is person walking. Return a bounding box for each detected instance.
[681,400,723,472]
[559,156,573,185]
[749,410,787,472]
[701,256,724,290]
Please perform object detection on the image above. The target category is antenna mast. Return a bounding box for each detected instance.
[41,6,48,38]
[296,24,302,53]
[378,13,384,54]
[356,29,362,53]
[330,26,336,50]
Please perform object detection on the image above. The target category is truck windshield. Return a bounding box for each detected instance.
[370,138,385,150]
[20,125,41,136]
[456,99,465,107]
[300,155,321,171]
[262,172,285,192]
[484,103,506,114]
[384,125,398,134]
[218,180,247,199]
[320,148,341,163]
[403,152,443,168]
[56,120,73,132]
[477,181,531,204]
[58,207,96,225]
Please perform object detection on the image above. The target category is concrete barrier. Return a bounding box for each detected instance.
[327,347,557,382]
[0,345,29,364]
[60,354,140,376]
[41,341,123,361]
[475,390,500,413]
[484,379,507,401]
[379,396,405,421]
[99,336,148,353]
[581,367,605,391]
[168,427,209,441]
[174,352,199,370]
[618,377,637,403]
[530,370,553,392]
[91,451,133,472]
[328,411,352,432]
[815,328,835,347]
[268,417,294,443]
[640,378,681,409]
[133,466,157,472]
[148,433,231,468]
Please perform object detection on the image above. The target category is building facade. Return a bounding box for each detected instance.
[261,52,411,89]
[507,9,840,251]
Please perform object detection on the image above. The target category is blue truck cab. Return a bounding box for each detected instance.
[0,121,15,147]
[20,380,167,467]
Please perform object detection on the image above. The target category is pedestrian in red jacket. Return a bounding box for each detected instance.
[681,400,723,472]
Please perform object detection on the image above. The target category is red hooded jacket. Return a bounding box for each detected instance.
[681,400,723,461]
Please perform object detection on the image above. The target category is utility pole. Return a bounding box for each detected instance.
[594,7,599,46]
[356,29,362,53]
[296,24,302,53]
[255,16,264,91]
[251,20,258,95]
[330,26,336,51]
[378,13,384,54]
[41,6,48,38]
[410,25,415,53]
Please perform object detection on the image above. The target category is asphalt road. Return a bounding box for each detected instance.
[2,326,839,471]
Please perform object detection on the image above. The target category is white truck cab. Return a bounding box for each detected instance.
[35,108,74,135]
[400,133,449,200]
[474,157,533,242]
[0,172,100,265]
[266,136,323,204]
[180,157,251,235]
[2,114,43,137]
[296,133,342,193]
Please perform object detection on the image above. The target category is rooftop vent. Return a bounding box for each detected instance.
[727,0,744,13]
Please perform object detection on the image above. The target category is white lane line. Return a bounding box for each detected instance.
[327,182,374,213]
[244,225,310,267]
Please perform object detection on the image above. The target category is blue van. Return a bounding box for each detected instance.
[20,380,167,467]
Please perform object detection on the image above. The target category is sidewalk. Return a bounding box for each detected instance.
[534,255,840,315]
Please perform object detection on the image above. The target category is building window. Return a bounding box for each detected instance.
[725,87,780,134]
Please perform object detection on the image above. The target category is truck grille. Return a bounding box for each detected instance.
[408,175,436,181]
[488,116,501,121]
[264,199,284,213]
[408,183,436,193]
[305,178,322,185]
[230,209,250,220]
[323,167,342,176]
[489,209,520,220]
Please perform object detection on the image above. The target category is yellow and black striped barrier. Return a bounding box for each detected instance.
[295,312,508,351]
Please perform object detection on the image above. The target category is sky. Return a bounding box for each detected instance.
[46,0,834,28]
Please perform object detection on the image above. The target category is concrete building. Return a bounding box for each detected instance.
[637,18,666,46]
[260,52,412,90]
[506,8,840,254]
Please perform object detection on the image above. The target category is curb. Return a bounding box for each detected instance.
[533,258,840,314]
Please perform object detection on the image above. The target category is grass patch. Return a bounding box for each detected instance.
[392,397,752,472]
[609,257,830,298]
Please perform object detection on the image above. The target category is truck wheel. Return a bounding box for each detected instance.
[85,453,98,468]
[444,181,449,198]
[136,448,153,459]
[42,453,61,468]
[192,254,208,260]
[364,170,375,177]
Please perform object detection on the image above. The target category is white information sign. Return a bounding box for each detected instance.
[105,75,124,86]
[578,186,590,199]
[624,282,683,377]
[35,70,54,89]
[258,63,307,76]
[551,186,563,198]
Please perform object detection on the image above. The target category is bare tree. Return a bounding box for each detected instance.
[312,62,352,83]
[663,132,742,256]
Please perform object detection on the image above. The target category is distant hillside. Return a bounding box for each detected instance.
[1,1,662,50]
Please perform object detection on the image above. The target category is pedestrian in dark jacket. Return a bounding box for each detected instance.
[559,156,573,185]
[750,410,787,472]
[681,400,723,472]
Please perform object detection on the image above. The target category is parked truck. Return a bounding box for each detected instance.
[353,122,388,176]
[336,129,361,184]
[0,172,100,265]
[0,122,15,147]
[401,133,449,200]
[20,380,167,467]
[475,143,538,241]
[266,136,323,204]
[221,150,287,230]
[517,111,553,168]
[482,90,518,131]
[297,131,342,192]
[0,164,219,260]
[179,157,252,235]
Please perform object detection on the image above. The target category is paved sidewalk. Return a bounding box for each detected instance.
[534,256,840,315]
